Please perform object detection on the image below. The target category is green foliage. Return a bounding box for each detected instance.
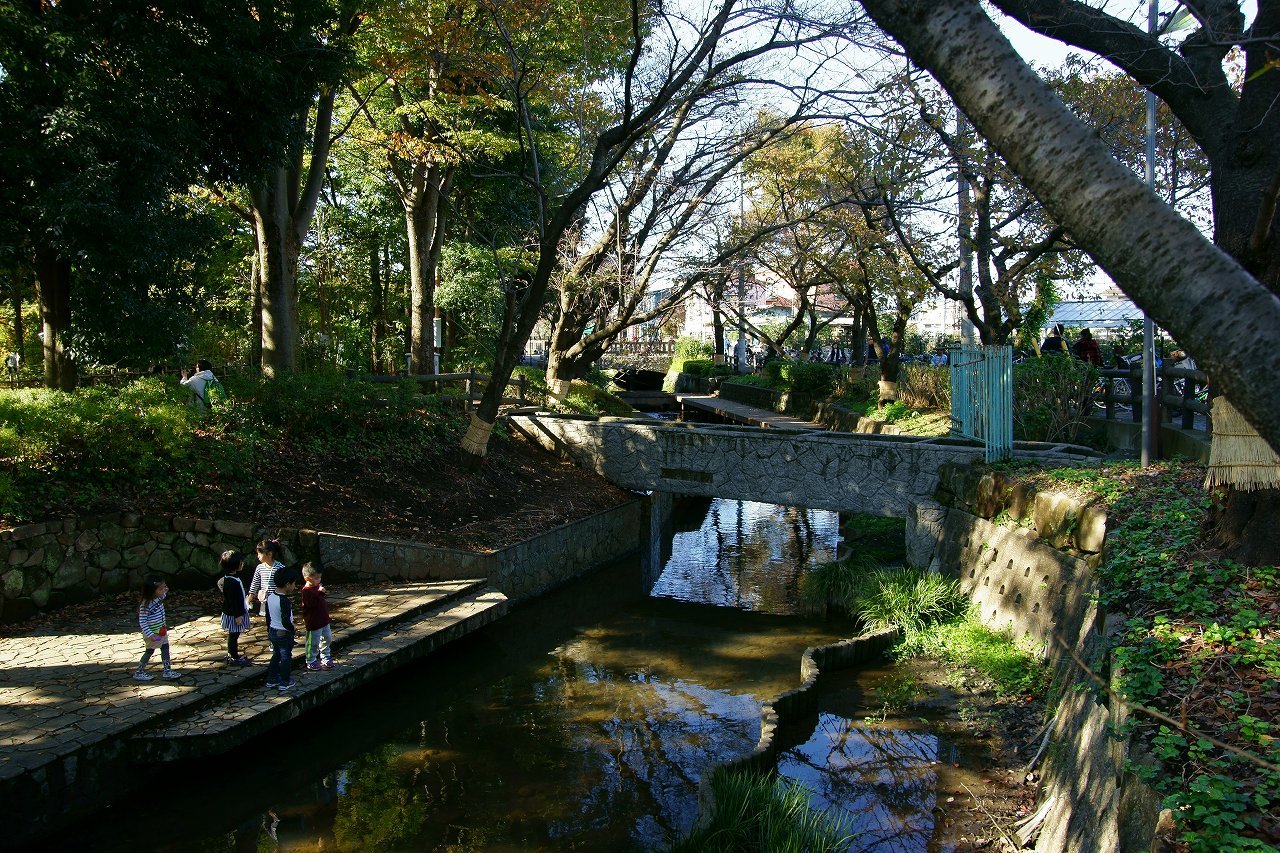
[1043,461,1280,850]
[724,374,776,389]
[804,564,969,636]
[0,373,468,520]
[898,618,1049,699]
[866,400,913,423]
[899,364,950,411]
[778,360,834,396]
[668,769,854,853]
[0,379,233,516]
[1011,356,1097,443]
[673,337,714,364]
[681,359,736,378]
[552,380,635,417]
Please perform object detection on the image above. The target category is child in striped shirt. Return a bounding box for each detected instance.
[134,576,180,681]
[247,538,284,615]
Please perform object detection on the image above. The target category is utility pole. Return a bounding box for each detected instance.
[1141,0,1159,466]
[735,158,748,372]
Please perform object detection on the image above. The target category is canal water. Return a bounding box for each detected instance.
[56,499,997,852]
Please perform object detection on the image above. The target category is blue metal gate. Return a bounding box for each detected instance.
[950,344,1013,462]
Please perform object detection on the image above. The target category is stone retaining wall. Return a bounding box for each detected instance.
[906,462,1161,853]
[318,500,645,604]
[718,380,814,416]
[0,515,314,623]
[1,500,645,623]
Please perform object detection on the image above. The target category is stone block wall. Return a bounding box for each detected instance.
[305,500,646,605]
[718,380,813,415]
[0,514,316,624]
[907,461,1162,853]
[1,499,645,623]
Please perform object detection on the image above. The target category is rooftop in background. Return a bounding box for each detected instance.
[1047,299,1143,329]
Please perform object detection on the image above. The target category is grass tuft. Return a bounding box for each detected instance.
[668,769,855,853]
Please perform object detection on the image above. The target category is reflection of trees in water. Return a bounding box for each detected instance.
[778,712,948,853]
[653,500,839,612]
[317,644,762,850]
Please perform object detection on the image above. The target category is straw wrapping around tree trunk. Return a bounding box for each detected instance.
[878,379,900,403]
[1205,396,1280,492]
[460,412,492,458]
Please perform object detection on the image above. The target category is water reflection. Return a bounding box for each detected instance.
[649,498,841,613]
[775,666,993,853]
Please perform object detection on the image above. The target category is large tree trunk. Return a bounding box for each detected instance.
[9,270,24,364]
[252,178,302,378]
[249,246,263,372]
[33,243,75,391]
[248,91,336,378]
[370,244,386,374]
[404,163,453,374]
[857,0,1280,459]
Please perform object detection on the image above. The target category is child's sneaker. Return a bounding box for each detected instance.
[234,656,253,667]
[132,671,153,681]
[306,661,322,671]
[277,681,296,692]
[265,681,280,689]
[161,669,181,679]
[321,661,336,670]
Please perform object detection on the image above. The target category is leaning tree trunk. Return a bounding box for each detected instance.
[857,0,1280,457]
[34,243,75,390]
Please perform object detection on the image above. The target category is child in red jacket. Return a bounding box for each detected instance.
[301,563,335,671]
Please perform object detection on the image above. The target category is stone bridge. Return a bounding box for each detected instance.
[508,413,1098,518]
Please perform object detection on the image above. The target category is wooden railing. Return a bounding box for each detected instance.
[347,368,530,408]
[1093,363,1211,434]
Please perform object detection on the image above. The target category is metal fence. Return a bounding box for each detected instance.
[950,344,1013,462]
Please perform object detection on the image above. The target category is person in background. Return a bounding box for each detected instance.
[1040,324,1069,355]
[1073,328,1103,366]
[134,576,180,681]
[301,563,335,671]
[180,360,215,409]
[264,568,300,692]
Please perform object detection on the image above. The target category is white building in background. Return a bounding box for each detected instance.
[911,292,964,344]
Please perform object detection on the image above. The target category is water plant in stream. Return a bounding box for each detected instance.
[668,768,856,852]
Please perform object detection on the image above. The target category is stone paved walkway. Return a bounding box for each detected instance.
[0,579,493,784]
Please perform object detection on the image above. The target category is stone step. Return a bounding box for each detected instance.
[129,587,508,763]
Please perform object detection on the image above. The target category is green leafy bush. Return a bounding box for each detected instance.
[865,400,914,423]
[0,372,469,520]
[778,359,834,396]
[1012,357,1096,443]
[680,359,735,378]
[899,365,950,411]
[0,379,231,516]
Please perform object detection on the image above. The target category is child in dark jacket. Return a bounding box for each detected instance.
[301,563,335,670]
[264,569,300,692]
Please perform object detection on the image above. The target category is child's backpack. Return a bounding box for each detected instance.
[201,375,229,409]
